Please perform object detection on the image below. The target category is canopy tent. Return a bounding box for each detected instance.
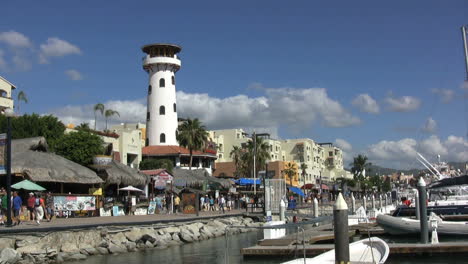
[301,183,315,189]
[287,186,305,197]
[315,184,330,190]
[235,178,262,186]
[12,179,46,191]
[118,185,144,192]
[11,137,103,185]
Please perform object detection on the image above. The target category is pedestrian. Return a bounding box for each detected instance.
[0,192,5,225]
[165,194,170,212]
[12,191,22,226]
[34,193,45,225]
[219,195,225,214]
[200,195,205,211]
[45,192,54,222]
[174,195,180,213]
[209,196,215,211]
[27,193,36,221]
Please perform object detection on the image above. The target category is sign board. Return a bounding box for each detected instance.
[89,188,102,195]
[182,193,196,214]
[0,133,6,174]
[54,196,96,211]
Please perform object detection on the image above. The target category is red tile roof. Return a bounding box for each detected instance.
[142,145,216,158]
[140,169,171,176]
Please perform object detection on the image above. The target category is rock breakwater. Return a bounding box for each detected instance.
[0,216,261,264]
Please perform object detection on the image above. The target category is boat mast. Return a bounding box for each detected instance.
[462,25,468,81]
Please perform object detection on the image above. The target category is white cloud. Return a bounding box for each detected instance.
[49,86,361,133]
[422,117,437,133]
[384,95,421,112]
[335,138,352,152]
[431,88,454,103]
[0,31,32,48]
[367,135,468,168]
[0,49,6,70]
[65,69,83,81]
[39,38,81,64]
[351,94,380,114]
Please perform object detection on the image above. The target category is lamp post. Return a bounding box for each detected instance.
[252,132,256,196]
[263,162,267,216]
[4,108,14,227]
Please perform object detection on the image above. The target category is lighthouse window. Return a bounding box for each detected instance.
[173,103,176,112]
[159,78,165,88]
[160,133,166,143]
[146,112,150,121]
[159,106,165,115]
[171,76,175,85]
[148,85,152,94]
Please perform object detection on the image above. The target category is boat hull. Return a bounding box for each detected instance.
[377,214,468,236]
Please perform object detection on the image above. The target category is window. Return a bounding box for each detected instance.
[145,138,149,146]
[159,78,165,88]
[171,76,175,85]
[218,154,223,159]
[159,106,165,115]
[148,85,152,94]
[329,151,333,157]
[146,112,150,121]
[160,133,166,143]
[173,103,176,112]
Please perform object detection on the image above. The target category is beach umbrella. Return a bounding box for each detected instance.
[11,179,46,191]
[118,186,144,192]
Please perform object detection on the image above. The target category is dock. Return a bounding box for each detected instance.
[241,242,468,257]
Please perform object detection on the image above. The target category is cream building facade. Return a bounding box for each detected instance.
[0,76,15,112]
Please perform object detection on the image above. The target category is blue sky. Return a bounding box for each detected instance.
[0,0,467,168]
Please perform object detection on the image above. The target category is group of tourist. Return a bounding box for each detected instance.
[199,194,233,213]
[0,188,55,226]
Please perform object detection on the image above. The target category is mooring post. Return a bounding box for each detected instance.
[371,195,375,210]
[385,193,388,207]
[334,193,350,264]
[280,199,286,221]
[379,194,382,210]
[363,195,367,211]
[418,178,428,244]
[313,197,319,218]
[415,191,420,220]
[351,193,356,215]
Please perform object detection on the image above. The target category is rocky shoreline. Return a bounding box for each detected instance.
[0,216,261,264]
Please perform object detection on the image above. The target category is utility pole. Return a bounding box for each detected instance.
[253,131,256,196]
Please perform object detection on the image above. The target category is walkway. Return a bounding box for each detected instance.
[0,210,245,234]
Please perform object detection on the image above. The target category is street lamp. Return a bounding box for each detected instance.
[4,108,14,227]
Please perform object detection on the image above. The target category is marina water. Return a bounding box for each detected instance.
[72,230,468,264]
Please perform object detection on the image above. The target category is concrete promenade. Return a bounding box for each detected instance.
[0,210,246,234]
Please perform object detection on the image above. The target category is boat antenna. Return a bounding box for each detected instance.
[461,25,468,139]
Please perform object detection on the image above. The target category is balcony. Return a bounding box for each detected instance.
[0,96,13,109]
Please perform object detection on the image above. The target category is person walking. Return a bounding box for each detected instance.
[219,195,225,214]
[27,193,36,221]
[0,192,6,225]
[200,195,205,211]
[174,195,180,213]
[209,196,215,211]
[45,192,54,222]
[12,191,22,226]
[34,194,45,225]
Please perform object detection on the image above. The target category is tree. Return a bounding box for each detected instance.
[300,163,308,185]
[54,130,104,166]
[16,91,28,114]
[176,118,208,170]
[245,135,270,178]
[104,109,120,131]
[93,103,105,130]
[350,154,372,193]
[139,159,174,173]
[0,114,65,150]
[229,145,243,178]
[75,122,91,131]
[283,162,297,186]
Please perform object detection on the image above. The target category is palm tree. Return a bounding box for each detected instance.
[177,118,208,170]
[245,136,270,178]
[300,163,308,185]
[351,154,372,193]
[104,109,120,131]
[230,145,243,178]
[16,90,28,114]
[283,162,297,187]
[93,103,105,130]
[75,122,91,131]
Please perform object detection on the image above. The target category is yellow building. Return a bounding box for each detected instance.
[0,76,15,113]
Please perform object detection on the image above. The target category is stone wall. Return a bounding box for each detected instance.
[0,216,261,264]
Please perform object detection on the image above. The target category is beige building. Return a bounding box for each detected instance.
[319,143,351,181]
[0,76,15,113]
[108,123,146,168]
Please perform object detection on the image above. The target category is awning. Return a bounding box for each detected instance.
[315,184,329,190]
[301,183,315,189]
[288,186,305,197]
[235,178,261,185]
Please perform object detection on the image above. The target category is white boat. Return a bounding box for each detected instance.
[282,237,389,264]
[377,214,468,235]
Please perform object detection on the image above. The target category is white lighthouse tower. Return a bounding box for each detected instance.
[142,43,181,146]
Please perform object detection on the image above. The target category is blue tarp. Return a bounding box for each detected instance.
[288,186,305,197]
[235,178,262,185]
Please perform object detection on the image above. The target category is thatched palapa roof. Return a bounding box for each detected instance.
[92,160,148,187]
[173,168,233,189]
[11,137,103,184]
